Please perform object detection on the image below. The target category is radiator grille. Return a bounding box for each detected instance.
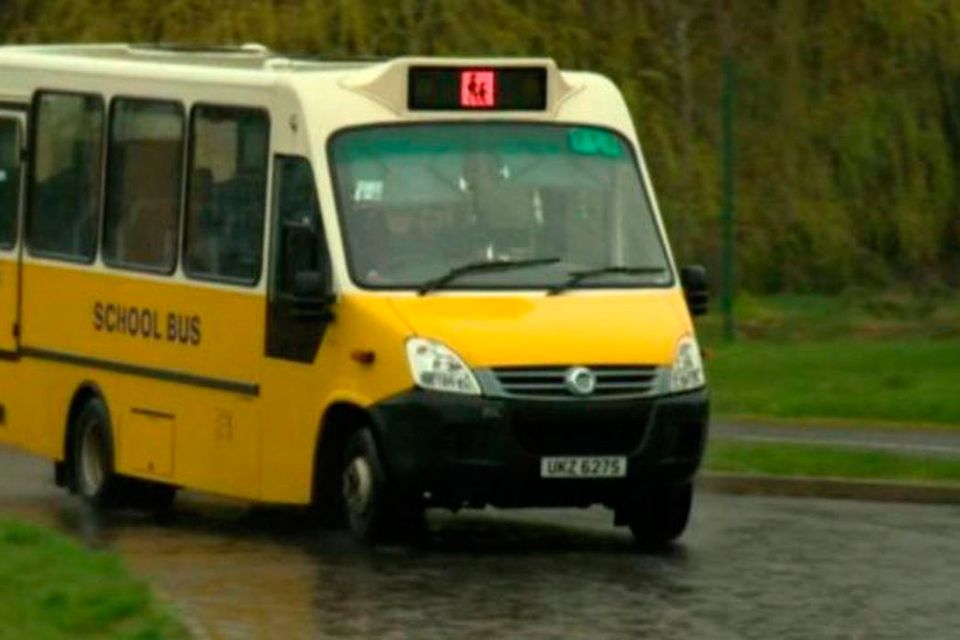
[492,366,660,399]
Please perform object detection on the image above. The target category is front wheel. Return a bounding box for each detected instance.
[619,482,693,547]
[341,428,422,543]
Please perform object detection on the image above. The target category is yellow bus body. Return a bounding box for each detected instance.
[2,259,690,503]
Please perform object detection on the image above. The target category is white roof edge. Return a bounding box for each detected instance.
[0,43,373,82]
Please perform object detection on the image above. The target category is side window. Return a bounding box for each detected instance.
[104,99,184,272]
[184,105,269,283]
[0,119,20,249]
[28,92,104,261]
[272,156,325,297]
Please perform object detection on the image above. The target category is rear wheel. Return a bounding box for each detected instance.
[341,428,422,543]
[620,482,693,548]
[71,398,123,508]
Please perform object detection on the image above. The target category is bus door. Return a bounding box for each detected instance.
[0,111,25,356]
[260,156,333,500]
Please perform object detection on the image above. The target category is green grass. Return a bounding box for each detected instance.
[705,440,960,483]
[705,338,960,427]
[691,293,960,427]
[0,520,188,640]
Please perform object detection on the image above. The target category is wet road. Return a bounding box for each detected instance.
[713,420,960,458]
[2,445,959,639]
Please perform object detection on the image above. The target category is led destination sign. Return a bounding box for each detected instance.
[408,66,548,111]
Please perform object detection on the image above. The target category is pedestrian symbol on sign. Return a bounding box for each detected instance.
[461,70,495,108]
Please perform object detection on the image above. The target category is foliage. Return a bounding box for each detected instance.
[696,290,960,342]
[2,0,960,292]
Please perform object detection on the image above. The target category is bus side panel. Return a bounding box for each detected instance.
[18,262,265,500]
[0,256,19,446]
[257,295,416,505]
[0,257,17,353]
[0,359,22,447]
[256,373,317,504]
[9,358,79,460]
[108,377,261,500]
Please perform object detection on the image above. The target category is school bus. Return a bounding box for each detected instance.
[0,44,709,544]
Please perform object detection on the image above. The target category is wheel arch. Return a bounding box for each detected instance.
[311,401,376,512]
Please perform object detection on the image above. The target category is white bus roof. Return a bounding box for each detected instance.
[0,42,378,73]
[0,43,633,140]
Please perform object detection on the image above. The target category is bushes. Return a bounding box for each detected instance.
[3,0,959,293]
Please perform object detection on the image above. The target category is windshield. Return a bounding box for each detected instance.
[330,123,673,291]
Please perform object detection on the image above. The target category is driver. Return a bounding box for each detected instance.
[364,202,456,282]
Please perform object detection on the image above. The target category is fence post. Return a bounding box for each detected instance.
[720,53,737,342]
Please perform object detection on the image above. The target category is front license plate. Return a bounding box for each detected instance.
[540,456,627,479]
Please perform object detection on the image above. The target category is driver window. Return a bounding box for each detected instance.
[271,156,325,298]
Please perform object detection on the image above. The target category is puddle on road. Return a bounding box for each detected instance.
[1,475,693,640]
[11,448,957,639]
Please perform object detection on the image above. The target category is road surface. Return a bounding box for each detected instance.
[1,445,958,639]
[713,420,960,457]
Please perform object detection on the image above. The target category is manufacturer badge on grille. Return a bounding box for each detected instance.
[564,366,596,396]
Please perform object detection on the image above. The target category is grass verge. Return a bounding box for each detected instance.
[705,339,960,427]
[0,519,189,640]
[705,440,960,484]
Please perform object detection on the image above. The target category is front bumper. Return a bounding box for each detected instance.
[368,388,709,509]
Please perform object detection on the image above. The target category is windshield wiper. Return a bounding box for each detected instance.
[547,265,668,295]
[418,258,561,295]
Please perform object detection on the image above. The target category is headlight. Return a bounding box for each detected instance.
[405,337,481,395]
[669,335,706,393]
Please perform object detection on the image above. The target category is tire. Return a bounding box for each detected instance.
[341,428,421,544]
[71,397,124,508]
[621,482,693,548]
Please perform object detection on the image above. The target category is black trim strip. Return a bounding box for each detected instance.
[19,346,259,396]
[131,407,175,420]
[0,102,28,113]
[0,349,20,362]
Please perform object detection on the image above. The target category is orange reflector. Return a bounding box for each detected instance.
[350,350,376,365]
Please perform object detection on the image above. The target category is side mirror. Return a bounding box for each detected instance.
[294,269,326,299]
[291,268,334,320]
[680,265,709,317]
[280,219,334,319]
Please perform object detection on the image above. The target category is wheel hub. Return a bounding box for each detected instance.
[343,456,374,517]
[79,422,105,496]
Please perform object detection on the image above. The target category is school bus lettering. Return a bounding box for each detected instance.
[167,312,202,346]
[93,302,201,346]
